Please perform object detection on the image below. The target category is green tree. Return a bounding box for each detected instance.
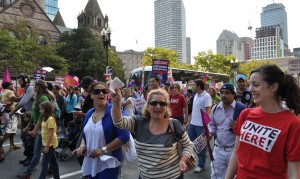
[141,47,180,67]
[0,20,68,75]
[56,28,124,81]
[108,50,125,80]
[239,60,275,77]
[194,50,232,75]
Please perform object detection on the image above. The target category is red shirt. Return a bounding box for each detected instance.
[234,107,300,179]
[169,94,187,118]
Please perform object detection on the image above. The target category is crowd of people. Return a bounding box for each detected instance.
[0,64,299,179]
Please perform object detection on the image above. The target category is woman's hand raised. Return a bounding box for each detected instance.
[110,88,122,104]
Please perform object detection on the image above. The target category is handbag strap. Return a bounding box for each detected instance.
[169,119,179,141]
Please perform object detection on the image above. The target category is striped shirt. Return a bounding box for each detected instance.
[114,115,193,179]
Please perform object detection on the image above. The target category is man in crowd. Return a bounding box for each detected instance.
[9,73,34,118]
[208,83,246,179]
[235,74,252,107]
[53,85,66,133]
[149,75,160,90]
[188,79,212,173]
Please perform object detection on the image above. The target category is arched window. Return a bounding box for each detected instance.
[97,18,101,27]
[9,31,16,39]
[38,35,46,45]
[26,26,32,38]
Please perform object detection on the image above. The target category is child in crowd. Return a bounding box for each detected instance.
[39,101,60,179]
[19,111,35,166]
[58,121,78,150]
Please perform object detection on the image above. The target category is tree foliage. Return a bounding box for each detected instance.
[56,28,124,81]
[239,60,275,77]
[194,50,232,75]
[0,20,68,75]
[141,47,180,67]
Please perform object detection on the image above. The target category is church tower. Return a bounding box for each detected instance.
[77,0,106,37]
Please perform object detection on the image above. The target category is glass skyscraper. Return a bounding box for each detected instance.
[154,0,187,64]
[261,3,288,46]
[45,0,58,21]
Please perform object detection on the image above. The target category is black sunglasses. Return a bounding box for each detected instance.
[149,101,167,106]
[67,88,71,91]
[92,89,108,95]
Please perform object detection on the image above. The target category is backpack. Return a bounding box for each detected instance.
[45,95,61,118]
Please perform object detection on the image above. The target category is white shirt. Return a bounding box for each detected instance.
[82,114,120,177]
[122,97,135,116]
[190,91,212,126]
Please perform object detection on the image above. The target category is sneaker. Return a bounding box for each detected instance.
[17,171,30,179]
[9,145,21,151]
[194,166,203,173]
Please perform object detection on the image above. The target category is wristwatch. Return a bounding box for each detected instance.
[102,146,108,154]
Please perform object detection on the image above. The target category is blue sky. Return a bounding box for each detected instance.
[59,0,299,62]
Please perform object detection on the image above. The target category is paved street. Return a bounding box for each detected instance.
[0,129,211,179]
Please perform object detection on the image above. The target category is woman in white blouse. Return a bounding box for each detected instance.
[73,82,130,179]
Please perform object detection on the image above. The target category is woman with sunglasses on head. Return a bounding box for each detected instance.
[111,88,194,179]
[225,65,300,179]
[73,82,130,179]
[64,86,77,134]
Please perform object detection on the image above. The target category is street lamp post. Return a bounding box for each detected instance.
[101,15,111,66]
[230,59,239,83]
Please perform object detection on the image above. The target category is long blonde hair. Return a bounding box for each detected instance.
[142,89,171,119]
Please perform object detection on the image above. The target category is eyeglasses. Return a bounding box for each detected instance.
[92,89,108,95]
[149,101,167,106]
[67,88,71,91]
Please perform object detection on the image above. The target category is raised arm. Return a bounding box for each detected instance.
[111,88,123,122]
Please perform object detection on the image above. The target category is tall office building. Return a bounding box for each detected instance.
[261,3,288,46]
[154,0,187,63]
[251,25,284,59]
[216,30,244,61]
[186,37,191,64]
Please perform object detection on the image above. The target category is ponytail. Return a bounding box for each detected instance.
[280,74,300,115]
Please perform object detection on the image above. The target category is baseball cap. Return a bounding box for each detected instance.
[220,83,236,94]
[1,82,13,89]
[236,74,247,81]
[80,76,94,89]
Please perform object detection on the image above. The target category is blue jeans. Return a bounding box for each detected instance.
[27,134,42,174]
[88,167,119,179]
[188,124,207,168]
[39,146,60,179]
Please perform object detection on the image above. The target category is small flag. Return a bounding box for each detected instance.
[64,74,79,87]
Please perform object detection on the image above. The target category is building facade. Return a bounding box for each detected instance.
[240,37,253,61]
[293,48,300,58]
[0,0,61,42]
[261,3,288,47]
[117,50,143,82]
[216,30,244,61]
[154,0,187,64]
[251,25,284,59]
[186,37,191,64]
